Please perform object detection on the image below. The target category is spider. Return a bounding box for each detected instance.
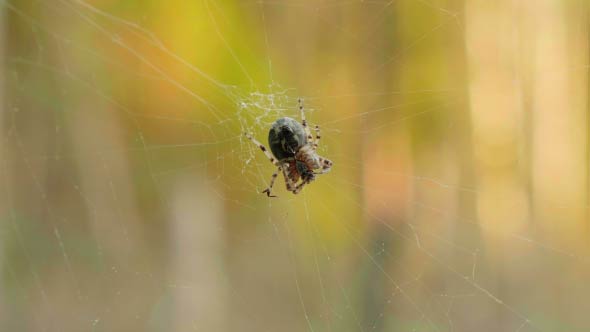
[245,99,333,197]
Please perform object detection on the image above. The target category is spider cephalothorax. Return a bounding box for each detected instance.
[246,99,333,197]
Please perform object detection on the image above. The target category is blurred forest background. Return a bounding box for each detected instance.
[1,0,589,331]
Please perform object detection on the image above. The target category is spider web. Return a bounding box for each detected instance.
[1,0,589,332]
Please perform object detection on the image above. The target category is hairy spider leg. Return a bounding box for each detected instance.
[313,124,321,150]
[292,179,309,194]
[262,167,280,197]
[281,162,298,191]
[315,157,333,174]
[245,133,278,166]
[298,98,314,143]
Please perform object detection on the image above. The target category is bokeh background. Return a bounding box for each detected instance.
[1,0,589,331]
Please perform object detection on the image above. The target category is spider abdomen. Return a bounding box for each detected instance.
[268,117,307,160]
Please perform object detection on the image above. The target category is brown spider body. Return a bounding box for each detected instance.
[245,99,333,197]
[284,145,328,184]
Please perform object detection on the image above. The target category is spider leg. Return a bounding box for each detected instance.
[245,133,278,166]
[315,157,333,174]
[281,163,298,191]
[298,98,314,143]
[292,179,309,195]
[313,124,321,150]
[262,167,281,197]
